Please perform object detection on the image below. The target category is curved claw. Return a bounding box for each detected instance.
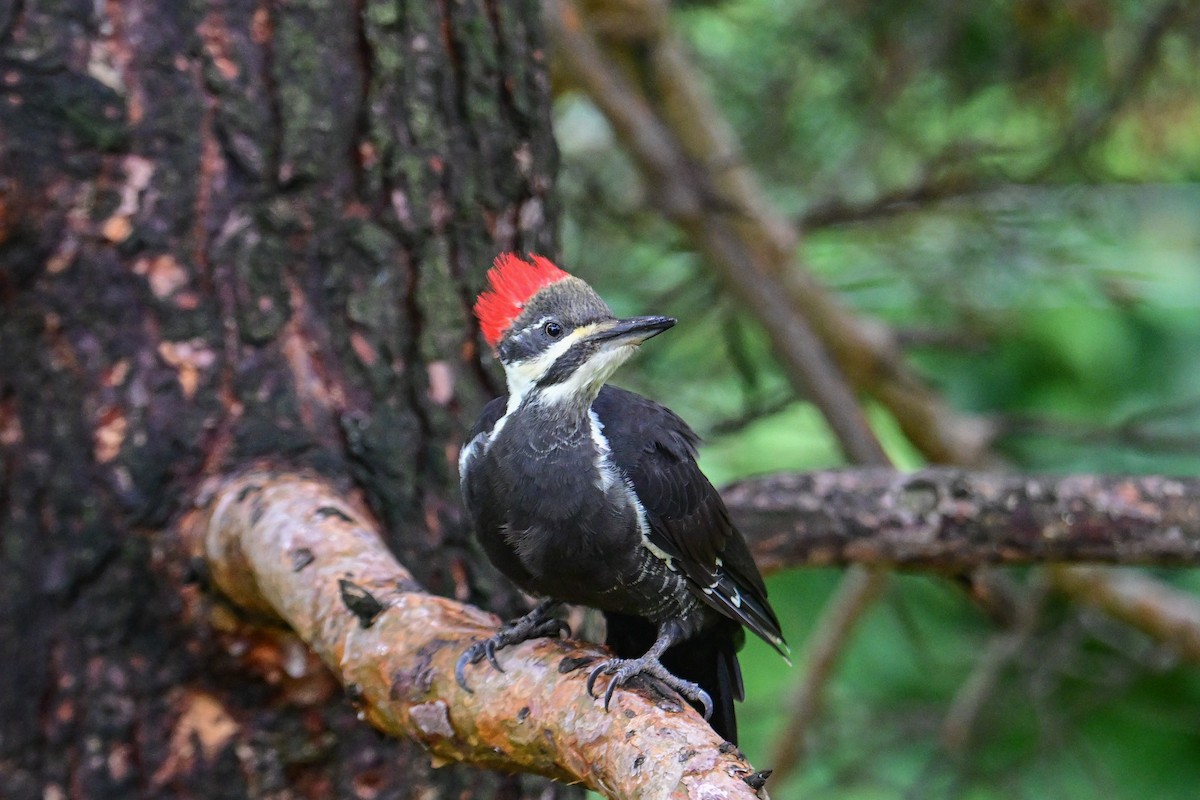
[484,638,504,672]
[583,659,636,712]
[455,601,565,694]
[585,662,606,699]
[602,673,620,711]
[582,656,716,720]
[455,647,478,693]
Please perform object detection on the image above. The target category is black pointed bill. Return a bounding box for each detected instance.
[587,315,676,349]
[532,315,676,400]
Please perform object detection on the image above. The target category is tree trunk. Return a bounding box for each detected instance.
[0,1,567,797]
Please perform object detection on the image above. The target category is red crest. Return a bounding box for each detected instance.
[475,253,570,348]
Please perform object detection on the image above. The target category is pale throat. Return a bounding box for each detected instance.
[534,344,637,411]
[504,342,637,415]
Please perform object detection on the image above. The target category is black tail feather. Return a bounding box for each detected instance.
[604,612,745,744]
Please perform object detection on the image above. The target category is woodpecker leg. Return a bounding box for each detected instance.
[585,625,714,720]
[455,600,569,691]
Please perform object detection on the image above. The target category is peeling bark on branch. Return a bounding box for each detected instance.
[185,470,767,800]
[727,469,1200,571]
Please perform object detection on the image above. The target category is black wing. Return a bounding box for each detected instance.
[592,386,788,656]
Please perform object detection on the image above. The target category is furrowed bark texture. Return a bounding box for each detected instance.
[0,2,564,797]
[729,469,1200,571]
[186,471,767,800]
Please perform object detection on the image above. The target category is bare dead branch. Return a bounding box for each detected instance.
[740,468,1200,774]
[728,469,1200,572]
[183,470,766,800]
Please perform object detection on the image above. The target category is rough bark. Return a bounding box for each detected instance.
[729,469,1200,571]
[0,1,564,797]
[184,470,768,800]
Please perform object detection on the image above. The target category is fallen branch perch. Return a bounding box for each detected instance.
[729,469,1200,571]
[183,469,766,800]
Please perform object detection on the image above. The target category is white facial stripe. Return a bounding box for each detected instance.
[503,331,582,408]
[502,321,614,408]
[535,344,636,407]
[487,324,608,455]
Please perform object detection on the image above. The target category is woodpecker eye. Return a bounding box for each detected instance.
[543,321,564,339]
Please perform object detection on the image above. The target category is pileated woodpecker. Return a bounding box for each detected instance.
[457,253,788,743]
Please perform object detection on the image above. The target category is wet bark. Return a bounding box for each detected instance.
[0,1,566,797]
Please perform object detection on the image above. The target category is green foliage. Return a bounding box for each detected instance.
[557,0,1200,796]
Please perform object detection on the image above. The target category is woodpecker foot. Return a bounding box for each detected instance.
[456,601,568,691]
[585,656,714,720]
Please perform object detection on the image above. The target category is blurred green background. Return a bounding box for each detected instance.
[552,1,1200,797]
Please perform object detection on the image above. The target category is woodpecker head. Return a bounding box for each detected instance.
[475,253,675,408]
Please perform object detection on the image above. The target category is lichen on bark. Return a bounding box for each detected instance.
[0,0,568,796]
